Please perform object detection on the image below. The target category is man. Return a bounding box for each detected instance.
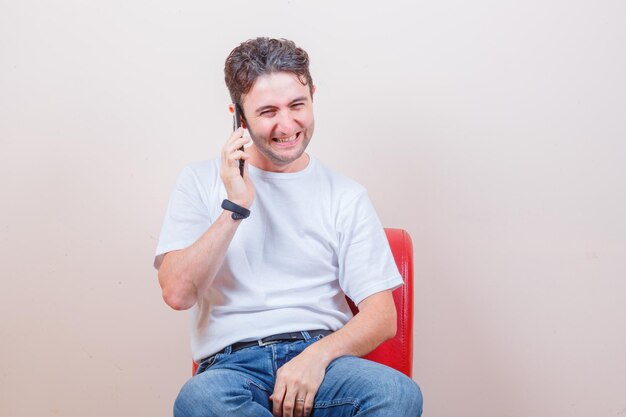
[154,37,423,417]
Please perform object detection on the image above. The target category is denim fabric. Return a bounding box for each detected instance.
[174,334,423,416]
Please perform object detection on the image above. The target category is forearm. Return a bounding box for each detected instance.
[305,290,397,367]
[158,210,242,310]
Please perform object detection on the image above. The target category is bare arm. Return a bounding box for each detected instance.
[157,211,242,310]
[308,289,397,360]
[271,289,397,417]
[157,127,253,310]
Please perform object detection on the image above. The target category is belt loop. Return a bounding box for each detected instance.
[301,331,311,341]
[224,345,233,354]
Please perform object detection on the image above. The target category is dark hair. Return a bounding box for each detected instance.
[224,37,314,107]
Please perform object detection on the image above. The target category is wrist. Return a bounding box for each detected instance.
[305,338,335,368]
[226,194,252,209]
[228,200,251,209]
[221,199,251,220]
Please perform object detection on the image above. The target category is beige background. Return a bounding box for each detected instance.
[1,0,625,416]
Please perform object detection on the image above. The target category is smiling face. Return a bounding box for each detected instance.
[240,71,315,173]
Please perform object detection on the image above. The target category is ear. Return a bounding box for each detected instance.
[230,103,248,129]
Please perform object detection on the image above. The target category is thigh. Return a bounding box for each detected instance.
[174,350,274,417]
[313,356,423,417]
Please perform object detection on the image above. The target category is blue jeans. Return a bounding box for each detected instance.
[174,333,423,416]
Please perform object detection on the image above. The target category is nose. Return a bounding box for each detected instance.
[275,109,298,135]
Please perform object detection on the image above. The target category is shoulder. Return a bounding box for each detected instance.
[184,157,220,179]
[311,157,366,197]
[175,158,221,188]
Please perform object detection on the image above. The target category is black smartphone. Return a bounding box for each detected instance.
[233,104,244,177]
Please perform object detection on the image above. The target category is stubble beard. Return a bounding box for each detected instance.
[248,122,314,168]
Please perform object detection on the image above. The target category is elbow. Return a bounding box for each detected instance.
[158,270,196,311]
[386,320,397,341]
[162,288,195,311]
[385,318,397,340]
[383,307,398,341]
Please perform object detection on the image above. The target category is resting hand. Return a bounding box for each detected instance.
[270,348,327,417]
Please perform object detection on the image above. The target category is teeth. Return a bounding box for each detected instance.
[274,134,297,143]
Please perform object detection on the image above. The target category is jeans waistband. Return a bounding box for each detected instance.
[218,329,332,356]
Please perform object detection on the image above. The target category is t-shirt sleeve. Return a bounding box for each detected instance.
[154,165,213,269]
[336,190,404,305]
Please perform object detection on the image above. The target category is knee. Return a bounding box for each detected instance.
[395,378,423,416]
[173,378,202,417]
[173,377,222,417]
[173,371,267,417]
[374,373,423,416]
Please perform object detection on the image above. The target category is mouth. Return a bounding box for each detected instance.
[272,132,300,143]
[272,132,301,147]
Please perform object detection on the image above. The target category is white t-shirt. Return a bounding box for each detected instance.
[155,156,403,361]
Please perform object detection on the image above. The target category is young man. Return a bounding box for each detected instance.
[154,37,423,417]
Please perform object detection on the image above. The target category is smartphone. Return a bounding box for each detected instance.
[233,104,245,177]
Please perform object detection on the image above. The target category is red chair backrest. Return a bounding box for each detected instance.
[192,228,414,377]
[346,228,414,377]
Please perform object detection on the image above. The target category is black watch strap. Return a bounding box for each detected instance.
[221,199,251,220]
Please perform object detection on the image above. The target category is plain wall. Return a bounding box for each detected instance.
[1,1,625,416]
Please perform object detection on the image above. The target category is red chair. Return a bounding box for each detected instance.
[347,228,414,377]
[193,228,414,377]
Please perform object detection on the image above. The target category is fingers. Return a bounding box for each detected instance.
[302,394,314,417]
[230,126,245,140]
[221,129,251,175]
[270,385,286,417]
[294,393,309,417]
[224,149,249,164]
[278,392,310,417]
[228,127,249,149]
[271,386,312,417]
[283,389,297,417]
[219,127,255,208]
[226,137,251,155]
[271,354,324,417]
[222,129,250,162]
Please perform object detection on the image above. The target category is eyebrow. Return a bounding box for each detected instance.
[254,96,309,114]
